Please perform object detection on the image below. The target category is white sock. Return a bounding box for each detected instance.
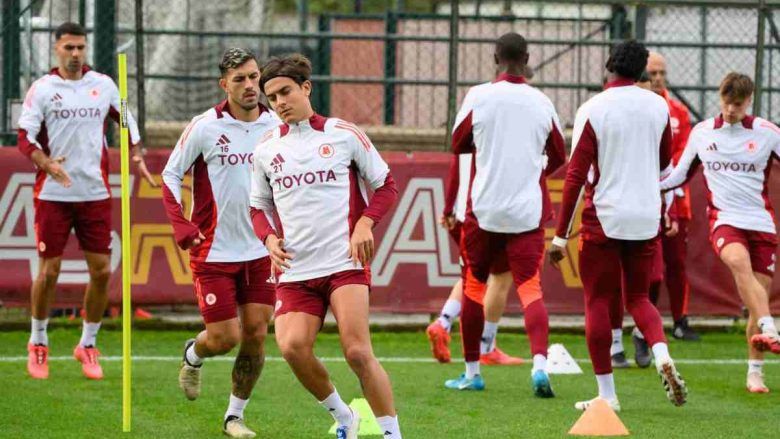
[79,321,101,347]
[376,415,402,439]
[632,326,644,339]
[757,316,778,335]
[185,343,203,367]
[437,299,461,332]
[532,354,547,373]
[29,318,49,346]
[224,394,249,420]
[595,373,617,400]
[319,389,353,427]
[465,361,480,379]
[480,321,499,354]
[748,359,764,375]
[651,342,671,364]
[610,328,624,355]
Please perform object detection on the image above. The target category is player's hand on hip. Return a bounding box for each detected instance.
[133,153,159,188]
[265,235,292,271]
[547,244,566,271]
[350,216,375,267]
[664,214,679,237]
[45,156,72,188]
[186,231,206,249]
[439,214,456,230]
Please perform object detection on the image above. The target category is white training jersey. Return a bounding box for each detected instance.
[251,114,390,282]
[451,73,566,233]
[162,102,279,263]
[661,115,780,234]
[18,67,140,201]
[556,81,672,242]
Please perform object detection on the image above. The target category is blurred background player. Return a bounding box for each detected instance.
[251,54,402,439]
[17,22,155,380]
[660,73,780,393]
[444,33,566,396]
[426,151,521,366]
[647,51,700,342]
[609,69,670,369]
[161,48,279,437]
[549,40,687,411]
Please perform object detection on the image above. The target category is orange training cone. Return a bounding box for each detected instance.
[568,398,629,436]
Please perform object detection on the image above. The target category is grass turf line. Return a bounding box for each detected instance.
[0,330,777,438]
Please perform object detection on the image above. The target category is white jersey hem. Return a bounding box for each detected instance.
[278,263,365,283]
[36,193,111,203]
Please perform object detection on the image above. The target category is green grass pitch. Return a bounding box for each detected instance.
[0,328,777,438]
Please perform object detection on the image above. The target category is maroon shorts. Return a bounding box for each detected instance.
[191,257,275,324]
[711,225,777,276]
[34,198,112,258]
[461,217,544,306]
[450,221,509,275]
[274,269,370,320]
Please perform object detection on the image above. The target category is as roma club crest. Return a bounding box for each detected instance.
[319,144,334,158]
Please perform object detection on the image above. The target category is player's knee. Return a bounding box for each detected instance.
[210,331,240,354]
[720,251,751,275]
[279,337,313,363]
[39,259,62,282]
[343,344,374,373]
[241,322,267,345]
[88,264,111,285]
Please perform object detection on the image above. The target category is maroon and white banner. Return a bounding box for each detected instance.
[0,148,778,315]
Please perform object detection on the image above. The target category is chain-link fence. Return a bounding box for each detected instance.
[2,0,780,147]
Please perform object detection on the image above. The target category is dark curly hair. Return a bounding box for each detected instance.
[605,40,649,81]
[260,54,312,93]
[495,32,528,64]
[218,48,257,78]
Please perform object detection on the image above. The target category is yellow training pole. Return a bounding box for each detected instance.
[117,53,132,433]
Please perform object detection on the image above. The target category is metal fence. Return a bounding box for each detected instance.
[2,0,780,146]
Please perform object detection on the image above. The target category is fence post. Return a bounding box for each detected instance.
[94,0,117,78]
[754,0,767,116]
[634,5,648,40]
[2,0,21,144]
[135,0,146,142]
[298,0,308,53]
[609,4,630,40]
[383,11,397,125]
[313,14,331,115]
[79,0,87,26]
[445,0,459,151]
[95,0,116,145]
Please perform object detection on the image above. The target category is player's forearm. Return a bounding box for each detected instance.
[29,148,51,169]
[362,174,398,225]
[553,180,584,242]
[160,179,200,248]
[659,165,689,192]
[18,129,44,161]
[443,155,459,215]
[544,125,567,175]
[250,207,277,243]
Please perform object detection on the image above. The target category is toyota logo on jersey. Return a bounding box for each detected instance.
[319,144,334,158]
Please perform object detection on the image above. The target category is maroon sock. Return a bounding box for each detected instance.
[524,299,549,357]
[627,296,667,347]
[585,296,613,375]
[460,294,484,363]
